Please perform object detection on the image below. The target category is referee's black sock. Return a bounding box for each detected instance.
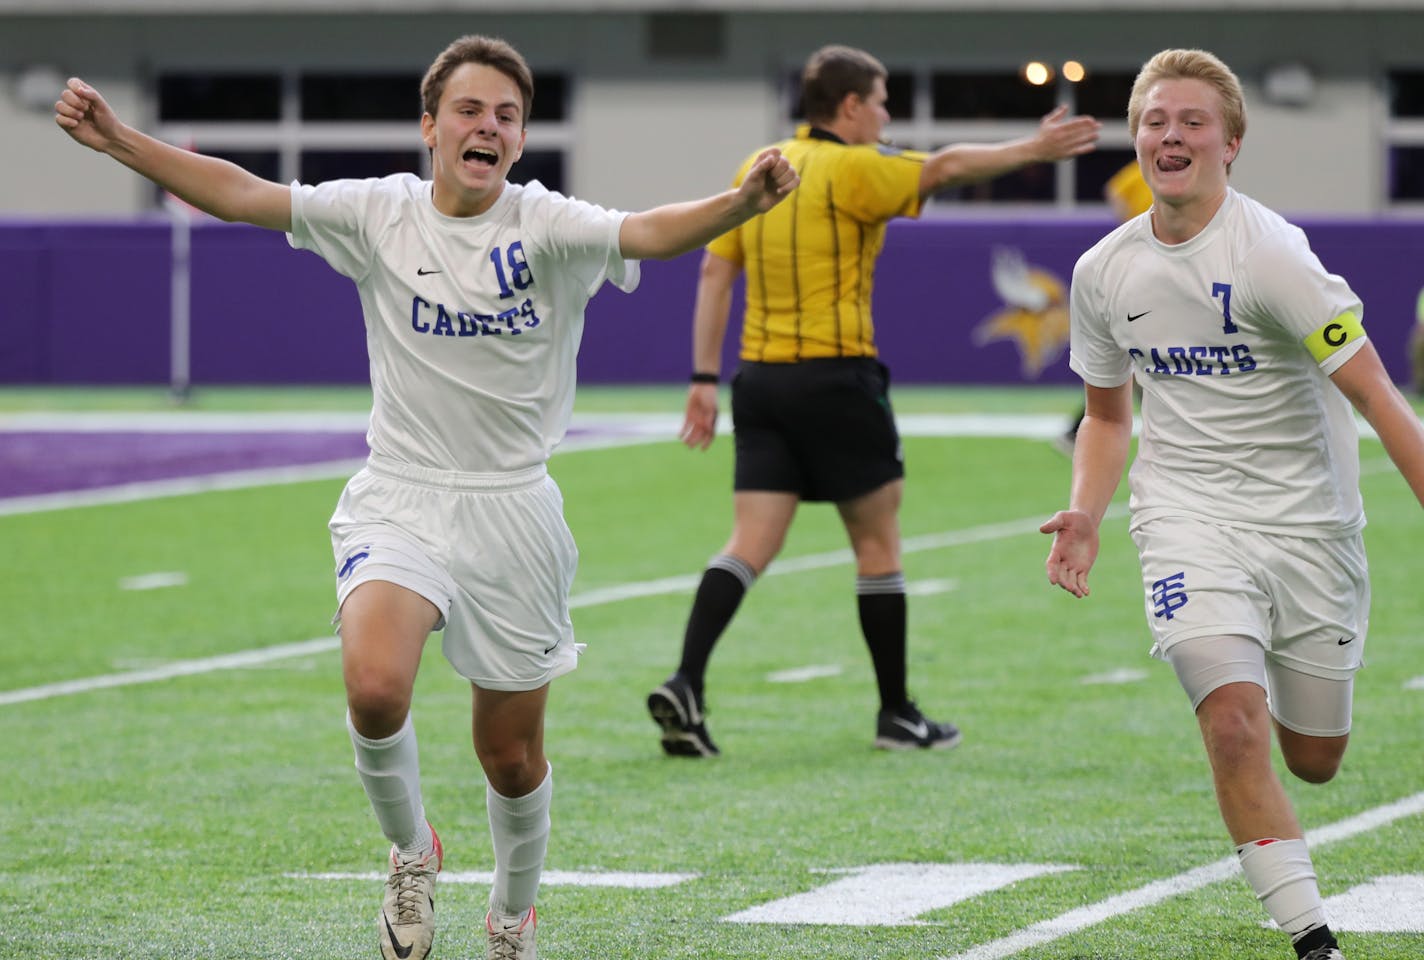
[676,555,757,694]
[857,572,908,713]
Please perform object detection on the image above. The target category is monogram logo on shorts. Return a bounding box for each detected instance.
[1151,572,1189,621]
[338,546,372,580]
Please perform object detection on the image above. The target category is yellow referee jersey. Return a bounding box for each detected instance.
[1105,160,1153,220]
[708,125,926,363]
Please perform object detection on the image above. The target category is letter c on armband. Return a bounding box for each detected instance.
[1304,311,1365,363]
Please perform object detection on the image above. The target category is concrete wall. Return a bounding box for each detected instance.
[2,9,1424,217]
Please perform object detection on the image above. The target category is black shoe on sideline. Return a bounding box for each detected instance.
[874,700,961,751]
[647,674,720,757]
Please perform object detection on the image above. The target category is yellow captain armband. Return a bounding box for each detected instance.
[1304,311,1366,363]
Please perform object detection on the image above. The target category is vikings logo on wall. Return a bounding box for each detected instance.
[974,247,1070,379]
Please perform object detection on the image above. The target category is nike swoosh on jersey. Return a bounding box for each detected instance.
[1127,310,1151,322]
[416,267,443,276]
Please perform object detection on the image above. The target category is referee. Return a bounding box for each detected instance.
[648,44,1100,756]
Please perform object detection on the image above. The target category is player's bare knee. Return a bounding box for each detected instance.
[1285,752,1340,784]
[1279,735,1346,784]
[476,743,541,795]
[1202,712,1266,771]
[1197,688,1271,772]
[345,672,413,731]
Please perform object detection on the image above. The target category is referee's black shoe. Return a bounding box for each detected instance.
[647,674,720,757]
[874,700,962,751]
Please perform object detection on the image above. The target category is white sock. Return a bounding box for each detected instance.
[487,764,552,918]
[347,711,431,857]
[1235,837,1327,935]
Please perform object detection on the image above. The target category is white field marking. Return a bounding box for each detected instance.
[1079,668,1149,685]
[568,507,1123,609]
[0,411,371,432]
[3,504,1126,708]
[3,416,1397,520]
[118,571,189,591]
[0,412,1081,518]
[0,637,340,707]
[289,868,697,889]
[906,578,959,596]
[1405,676,1424,690]
[0,459,370,517]
[0,437,677,518]
[1,422,1398,703]
[725,863,1079,926]
[565,412,1079,441]
[940,789,1424,960]
[1321,875,1424,932]
[766,664,844,684]
[0,410,1073,436]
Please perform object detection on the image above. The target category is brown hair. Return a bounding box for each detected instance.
[799,45,887,125]
[1128,48,1246,145]
[421,35,535,127]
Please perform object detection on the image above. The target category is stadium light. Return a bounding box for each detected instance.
[1023,62,1053,86]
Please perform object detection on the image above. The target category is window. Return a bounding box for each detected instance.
[933,164,1056,204]
[209,149,281,182]
[1387,70,1424,204]
[530,74,569,123]
[1074,71,1136,123]
[1074,147,1138,203]
[932,71,1055,120]
[884,71,915,120]
[1389,70,1424,118]
[302,73,422,121]
[825,64,1138,210]
[154,69,572,203]
[159,73,281,122]
[508,150,566,190]
[300,150,423,183]
[1389,146,1424,201]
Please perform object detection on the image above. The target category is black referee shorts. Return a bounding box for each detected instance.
[730,357,904,503]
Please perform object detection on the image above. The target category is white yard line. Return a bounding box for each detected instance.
[289,868,698,888]
[0,459,369,517]
[1,505,1119,707]
[940,790,1424,960]
[0,637,341,707]
[0,418,1395,708]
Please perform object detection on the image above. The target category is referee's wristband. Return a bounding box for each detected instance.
[689,372,719,384]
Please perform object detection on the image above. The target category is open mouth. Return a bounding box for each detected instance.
[1157,155,1190,173]
[462,147,498,166]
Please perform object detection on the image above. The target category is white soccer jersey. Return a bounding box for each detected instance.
[1070,188,1367,538]
[289,175,639,474]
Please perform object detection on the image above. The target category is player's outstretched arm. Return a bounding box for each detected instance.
[1040,380,1133,598]
[679,251,741,451]
[1330,340,1424,509]
[619,148,798,261]
[55,78,291,231]
[919,105,1101,197]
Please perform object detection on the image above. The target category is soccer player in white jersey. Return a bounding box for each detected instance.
[56,35,796,960]
[1040,49,1424,960]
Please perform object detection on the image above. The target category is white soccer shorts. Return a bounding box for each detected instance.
[1129,515,1368,735]
[329,456,581,691]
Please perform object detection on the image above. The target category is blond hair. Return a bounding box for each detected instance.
[1128,48,1246,145]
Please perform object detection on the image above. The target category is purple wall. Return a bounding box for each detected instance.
[2,216,1420,386]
